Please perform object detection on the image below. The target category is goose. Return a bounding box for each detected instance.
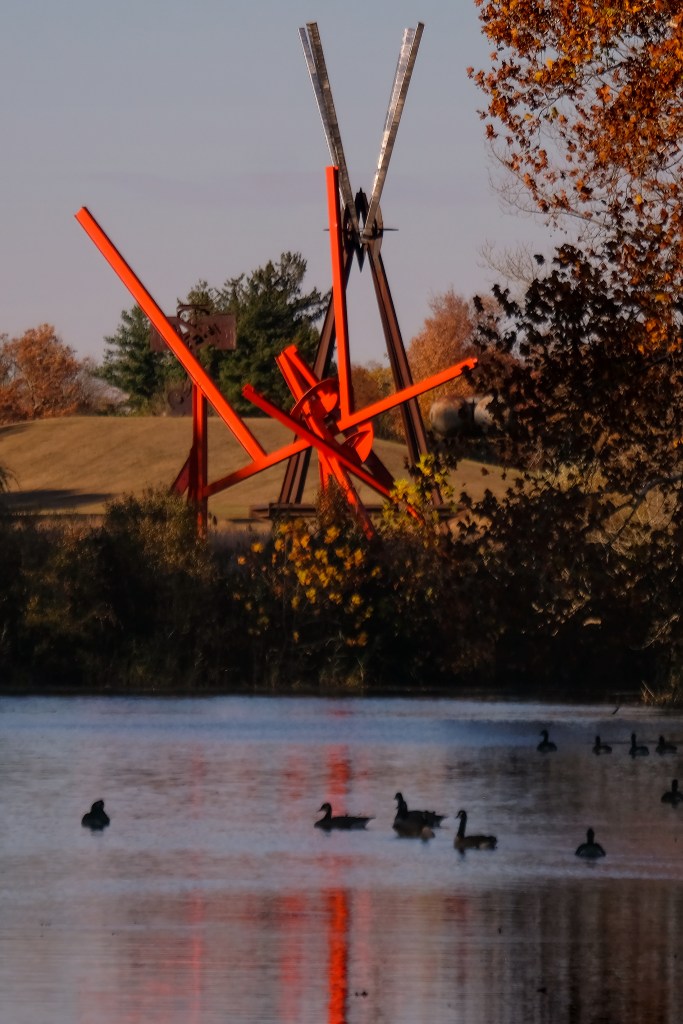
[394,792,446,828]
[392,816,436,840]
[593,735,612,754]
[661,780,683,805]
[453,809,497,851]
[537,729,557,753]
[656,735,677,755]
[575,828,606,858]
[314,802,373,831]
[81,799,110,829]
[629,733,649,757]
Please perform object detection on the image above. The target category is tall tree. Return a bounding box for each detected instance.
[0,325,86,424]
[464,244,683,692]
[210,252,327,415]
[408,290,477,418]
[350,361,399,440]
[101,255,326,415]
[470,0,683,314]
[101,305,173,411]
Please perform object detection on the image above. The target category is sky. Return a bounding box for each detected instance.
[1,0,552,368]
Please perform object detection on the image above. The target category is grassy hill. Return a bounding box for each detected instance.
[0,416,507,523]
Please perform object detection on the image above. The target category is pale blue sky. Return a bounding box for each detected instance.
[1,0,551,366]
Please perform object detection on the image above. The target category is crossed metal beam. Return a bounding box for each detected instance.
[278,22,433,509]
[75,187,474,537]
[75,22,476,537]
[299,21,423,247]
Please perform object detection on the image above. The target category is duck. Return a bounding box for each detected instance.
[393,792,446,828]
[629,733,649,757]
[593,735,612,754]
[537,729,557,753]
[314,802,373,831]
[81,799,110,830]
[656,735,677,755]
[453,810,497,851]
[575,828,606,858]
[661,780,683,805]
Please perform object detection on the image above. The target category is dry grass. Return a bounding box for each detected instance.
[0,416,509,523]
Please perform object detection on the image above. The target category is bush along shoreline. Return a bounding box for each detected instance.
[0,469,677,703]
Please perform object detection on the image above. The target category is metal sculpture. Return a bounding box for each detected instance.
[277,23,440,509]
[75,22,476,537]
[150,304,235,519]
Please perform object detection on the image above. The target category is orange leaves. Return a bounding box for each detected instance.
[407,291,477,418]
[0,325,86,424]
[473,0,683,299]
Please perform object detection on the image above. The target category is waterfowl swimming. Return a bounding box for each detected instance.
[81,799,110,829]
[593,735,612,754]
[661,780,683,805]
[393,792,446,828]
[537,729,557,753]
[392,816,436,840]
[314,802,373,831]
[656,735,677,755]
[453,810,497,851]
[629,733,649,757]
[575,828,606,858]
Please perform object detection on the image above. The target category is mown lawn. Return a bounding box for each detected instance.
[0,416,508,523]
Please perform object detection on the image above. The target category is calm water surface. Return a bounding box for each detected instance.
[1,696,682,1023]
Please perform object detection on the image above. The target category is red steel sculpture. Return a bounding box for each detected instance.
[75,23,476,537]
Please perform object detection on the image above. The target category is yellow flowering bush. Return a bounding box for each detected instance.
[226,461,473,688]
[228,484,384,687]
[275,512,377,650]
[380,453,454,543]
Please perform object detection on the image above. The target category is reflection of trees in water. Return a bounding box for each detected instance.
[311,881,683,1023]
[17,709,683,1024]
[445,882,683,1024]
[64,861,683,1024]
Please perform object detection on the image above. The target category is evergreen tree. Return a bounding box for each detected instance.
[210,252,327,415]
[100,305,174,410]
[101,254,327,415]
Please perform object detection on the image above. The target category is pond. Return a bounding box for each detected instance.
[1,696,682,1023]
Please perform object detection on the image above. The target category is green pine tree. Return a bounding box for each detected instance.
[210,252,328,415]
[100,305,175,411]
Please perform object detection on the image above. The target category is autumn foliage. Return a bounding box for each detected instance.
[0,325,87,424]
[460,1,683,697]
[470,0,683,312]
[407,290,477,417]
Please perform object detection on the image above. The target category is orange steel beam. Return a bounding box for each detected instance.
[338,357,477,431]
[192,385,208,535]
[204,437,308,496]
[319,456,374,538]
[277,222,355,505]
[75,207,266,463]
[205,355,477,496]
[242,384,403,507]
[276,344,319,394]
[326,166,353,419]
[275,346,342,499]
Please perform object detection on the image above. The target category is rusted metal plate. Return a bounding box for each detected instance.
[149,307,236,352]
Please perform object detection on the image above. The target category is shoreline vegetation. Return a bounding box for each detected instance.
[0,482,674,706]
